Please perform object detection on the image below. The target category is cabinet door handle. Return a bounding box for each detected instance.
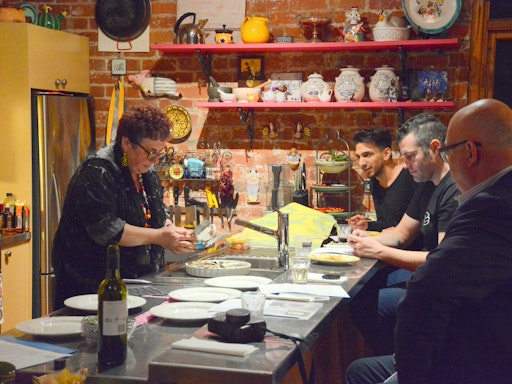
[5,250,12,257]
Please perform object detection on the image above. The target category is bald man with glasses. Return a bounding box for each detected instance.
[346,99,512,384]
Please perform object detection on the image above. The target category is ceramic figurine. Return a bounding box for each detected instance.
[287,147,301,171]
[127,70,178,98]
[246,168,261,203]
[37,5,66,30]
[341,6,367,42]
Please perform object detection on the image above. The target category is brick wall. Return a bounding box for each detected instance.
[12,0,472,222]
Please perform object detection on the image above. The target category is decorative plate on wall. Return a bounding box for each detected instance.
[162,105,192,141]
[402,0,462,35]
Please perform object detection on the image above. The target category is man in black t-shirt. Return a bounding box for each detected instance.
[349,128,417,235]
[348,114,460,355]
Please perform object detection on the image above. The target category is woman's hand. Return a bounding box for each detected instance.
[159,225,198,254]
[347,214,369,230]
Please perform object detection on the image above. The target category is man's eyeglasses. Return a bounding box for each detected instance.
[136,143,170,161]
[438,140,481,162]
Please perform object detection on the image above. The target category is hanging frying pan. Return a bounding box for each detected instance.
[95,0,151,49]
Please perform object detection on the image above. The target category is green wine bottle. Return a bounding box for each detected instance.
[97,245,127,370]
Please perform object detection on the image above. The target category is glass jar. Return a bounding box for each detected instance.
[0,361,16,384]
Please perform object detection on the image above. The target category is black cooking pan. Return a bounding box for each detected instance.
[95,0,151,42]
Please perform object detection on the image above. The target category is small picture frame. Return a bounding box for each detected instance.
[238,56,265,86]
[415,70,448,101]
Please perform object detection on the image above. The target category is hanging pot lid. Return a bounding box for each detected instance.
[95,0,151,42]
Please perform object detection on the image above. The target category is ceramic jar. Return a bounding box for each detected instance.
[300,73,329,102]
[369,65,398,102]
[240,17,270,43]
[215,25,234,44]
[335,66,365,102]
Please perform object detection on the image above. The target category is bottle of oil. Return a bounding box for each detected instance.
[97,245,127,370]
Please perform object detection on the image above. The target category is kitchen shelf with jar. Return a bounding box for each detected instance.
[195,100,455,109]
[150,38,458,54]
[313,129,353,221]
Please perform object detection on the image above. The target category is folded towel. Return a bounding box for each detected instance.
[171,337,257,357]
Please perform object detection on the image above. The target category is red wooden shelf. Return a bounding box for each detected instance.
[196,101,455,110]
[151,38,458,54]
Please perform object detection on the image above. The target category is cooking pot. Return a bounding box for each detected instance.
[174,12,208,44]
[95,0,151,42]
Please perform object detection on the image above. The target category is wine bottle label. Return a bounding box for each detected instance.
[102,300,127,336]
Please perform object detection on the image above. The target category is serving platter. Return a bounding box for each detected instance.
[162,105,192,140]
[204,275,272,290]
[402,0,462,35]
[16,316,84,337]
[64,294,146,312]
[149,302,216,322]
[169,287,242,302]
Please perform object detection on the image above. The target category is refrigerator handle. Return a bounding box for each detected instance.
[52,172,62,221]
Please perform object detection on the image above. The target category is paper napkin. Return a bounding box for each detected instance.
[171,337,257,357]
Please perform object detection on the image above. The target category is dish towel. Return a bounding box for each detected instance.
[171,337,257,357]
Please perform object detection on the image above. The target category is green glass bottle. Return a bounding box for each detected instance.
[97,245,127,371]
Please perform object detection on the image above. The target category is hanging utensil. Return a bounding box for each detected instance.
[271,165,282,210]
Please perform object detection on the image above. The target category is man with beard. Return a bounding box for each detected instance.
[348,128,416,233]
[348,114,460,355]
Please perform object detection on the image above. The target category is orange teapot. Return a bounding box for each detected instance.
[240,16,270,43]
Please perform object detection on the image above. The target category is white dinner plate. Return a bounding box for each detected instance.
[168,287,242,302]
[204,275,272,290]
[64,294,146,312]
[402,0,461,35]
[16,316,84,337]
[149,302,216,322]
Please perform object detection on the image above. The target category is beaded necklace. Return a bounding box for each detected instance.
[138,173,151,228]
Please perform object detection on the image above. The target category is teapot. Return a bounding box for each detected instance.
[37,5,67,30]
[174,12,208,44]
[240,16,270,43]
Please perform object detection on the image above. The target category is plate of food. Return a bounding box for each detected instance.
[402,0,462,35]
[307,253,360,266]
[149,302,216,322]
[204,275,272,290]
[185,259,251,277]
[16,316,84,337]
[168,287,242,302]
[64,294,146,312]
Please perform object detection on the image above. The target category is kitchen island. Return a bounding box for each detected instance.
[7,252,380,384]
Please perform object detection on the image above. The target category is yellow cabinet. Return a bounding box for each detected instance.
[0,23,90,93]
[1,240,31,332]
[0,23,89,330]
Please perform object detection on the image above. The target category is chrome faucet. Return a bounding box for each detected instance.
[234,209,290,269]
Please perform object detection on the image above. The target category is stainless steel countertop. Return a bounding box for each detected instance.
[11,256,380,384]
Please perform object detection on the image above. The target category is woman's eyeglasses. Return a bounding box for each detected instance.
[136,143,170,161]
[438,140,481,162]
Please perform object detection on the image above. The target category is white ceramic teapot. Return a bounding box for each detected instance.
[335,66,365,102]
[301,73,329,102]
[369,65,398,102]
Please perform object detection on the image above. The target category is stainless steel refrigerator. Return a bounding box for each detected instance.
[31,91,96,317]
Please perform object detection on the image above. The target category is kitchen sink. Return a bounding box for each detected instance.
[156,244,284,283]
